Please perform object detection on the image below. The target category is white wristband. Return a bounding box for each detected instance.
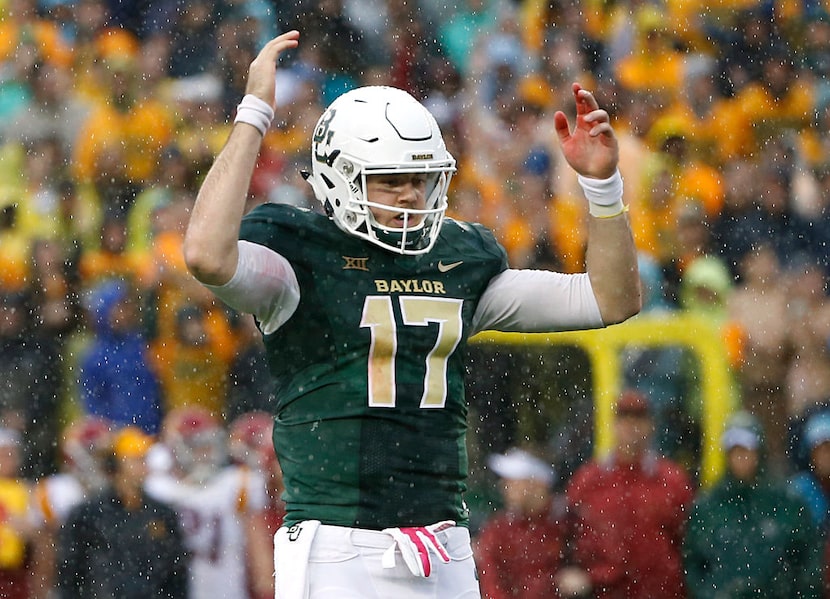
[577,170,625,218]
[234,94,274,136]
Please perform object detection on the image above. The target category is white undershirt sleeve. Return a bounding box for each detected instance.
[471,269,604,335]
[204,240,300,335]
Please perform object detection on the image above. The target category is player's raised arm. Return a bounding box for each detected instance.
[183,31,300,286]
[554,83,641,324]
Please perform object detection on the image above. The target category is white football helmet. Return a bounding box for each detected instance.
[163,406,227,484]
[228,411,277,472]
[61,416,114,493]
[306,86,456,255]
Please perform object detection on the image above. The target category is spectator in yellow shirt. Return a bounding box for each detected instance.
[0,428,32,599]
[72,52,173,216]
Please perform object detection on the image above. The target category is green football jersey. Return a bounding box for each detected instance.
[239,203,508,529]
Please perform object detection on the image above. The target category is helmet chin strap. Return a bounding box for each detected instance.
[370,211,427,235]
[374,218,436,254]
[367,206,430,249]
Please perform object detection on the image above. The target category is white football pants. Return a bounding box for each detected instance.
[274,521,481,599]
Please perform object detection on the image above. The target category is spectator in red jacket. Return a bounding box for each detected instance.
[475,447,590,598]
[566,390,695,598]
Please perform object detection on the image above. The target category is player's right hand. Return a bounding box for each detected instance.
[245,30,300,111]
[382,520,454,577]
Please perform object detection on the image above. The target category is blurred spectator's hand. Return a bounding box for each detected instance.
[555,566,592,598]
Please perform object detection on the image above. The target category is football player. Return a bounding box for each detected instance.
[28,416,115,599]
[145,406,272,599]
[228,411,285,599]
[183,30,640,598]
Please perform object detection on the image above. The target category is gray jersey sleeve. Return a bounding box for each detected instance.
[471,269,604,335]
[205,240,300,334]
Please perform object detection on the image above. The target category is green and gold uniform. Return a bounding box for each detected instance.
[239,203,507,530]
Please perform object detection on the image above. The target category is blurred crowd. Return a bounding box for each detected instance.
[475,393,830,598]
[0,406,285,598]
[1,0,830,595]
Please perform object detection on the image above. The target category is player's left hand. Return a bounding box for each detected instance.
[554,83,618,179]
